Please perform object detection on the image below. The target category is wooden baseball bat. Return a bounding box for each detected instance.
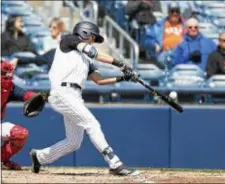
[137,78,184,113]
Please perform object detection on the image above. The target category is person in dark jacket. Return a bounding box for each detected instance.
[125,0,156,26]
[1,15,37,57]
[171,18,217,70]
[206,32,225,78]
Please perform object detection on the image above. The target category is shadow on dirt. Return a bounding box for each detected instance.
[54,172,104,176]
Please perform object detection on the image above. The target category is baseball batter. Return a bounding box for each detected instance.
[1,60,40,170]
[30,21,140,176]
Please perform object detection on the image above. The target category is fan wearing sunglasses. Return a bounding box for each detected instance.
[143,2,185,68]
[206,32,225,78]
[171,18,217,70]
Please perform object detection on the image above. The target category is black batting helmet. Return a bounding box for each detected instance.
[73,21,104,43]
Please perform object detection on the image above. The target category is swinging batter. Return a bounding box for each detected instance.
[30,21,140,176]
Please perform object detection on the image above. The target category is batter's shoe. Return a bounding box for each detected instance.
[109,164,140,176]
[2,160,21,170]
[30,149,41,173]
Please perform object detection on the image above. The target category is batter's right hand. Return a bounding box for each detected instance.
[121,65,133,75]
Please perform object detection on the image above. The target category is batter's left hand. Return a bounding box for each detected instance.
[121,65,133,76]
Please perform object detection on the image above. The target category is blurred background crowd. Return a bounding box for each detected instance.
[1,0,225,104]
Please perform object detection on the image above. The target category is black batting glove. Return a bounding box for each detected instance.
[111,59,126,68]
[128,71,140,82]
[111,59,133,75]
[121,65,133,75]
[116,75,131,82]
[116,71,140,83]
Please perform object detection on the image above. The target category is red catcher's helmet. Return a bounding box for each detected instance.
[1,60,14,78]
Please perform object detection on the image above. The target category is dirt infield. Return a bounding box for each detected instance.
[2,167,225,183]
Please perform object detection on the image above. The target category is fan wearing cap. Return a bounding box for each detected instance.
[1,60,37,170]
[144,2,185,67]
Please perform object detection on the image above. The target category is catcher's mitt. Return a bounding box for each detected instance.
[23,92,47,118]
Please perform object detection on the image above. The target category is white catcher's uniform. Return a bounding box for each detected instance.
[35,34,122,169]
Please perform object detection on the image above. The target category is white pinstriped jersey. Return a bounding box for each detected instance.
[48,34,97,90]
[49,45,91,89]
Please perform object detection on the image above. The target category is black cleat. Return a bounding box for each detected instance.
[109,164,140,176]
[30,149,41,173]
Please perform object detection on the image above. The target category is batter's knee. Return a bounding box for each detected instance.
[64,139,82,153]
[86,120,101,135]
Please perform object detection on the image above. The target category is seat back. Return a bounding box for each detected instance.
[136,64,165,86]
[205,75,225,88]
[165,75,205,89]
[198,22,218,34]
[169,64,205,78]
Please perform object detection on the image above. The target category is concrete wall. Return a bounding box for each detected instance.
[3,103,225,169]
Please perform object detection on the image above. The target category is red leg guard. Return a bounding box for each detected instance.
[1,125,29,162]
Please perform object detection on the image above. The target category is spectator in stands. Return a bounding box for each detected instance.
[206,32,225,78]
[48,17,66,48]
[171,18,217,70]
[144,2,185,67]
[17,18,67,71]
[125,0,156,27]
[1,15,37,57]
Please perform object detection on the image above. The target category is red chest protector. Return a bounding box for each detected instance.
[1,61,14,118]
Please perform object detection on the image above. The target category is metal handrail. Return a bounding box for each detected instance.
[103,15,139,68]
[79,1,98,24]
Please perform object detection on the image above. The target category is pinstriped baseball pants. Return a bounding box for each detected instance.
[36,87,110,165]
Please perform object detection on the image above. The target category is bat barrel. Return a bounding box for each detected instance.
[137,79,183,113]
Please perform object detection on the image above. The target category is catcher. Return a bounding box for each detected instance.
[1,59,46,170]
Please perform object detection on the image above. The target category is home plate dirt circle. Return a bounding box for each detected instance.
[2,167,225,183]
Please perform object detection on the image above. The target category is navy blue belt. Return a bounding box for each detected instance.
[61,82,82,90]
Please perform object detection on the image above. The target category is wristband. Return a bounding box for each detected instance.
[112,59,125,67]
[116,76,124,82]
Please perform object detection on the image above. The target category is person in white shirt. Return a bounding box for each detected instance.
[30,21,140,176]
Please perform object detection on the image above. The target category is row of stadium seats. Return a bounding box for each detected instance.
[193,1,225,32]
[1,0,55,55]
[2,0,225,103]
[13,58,225,103]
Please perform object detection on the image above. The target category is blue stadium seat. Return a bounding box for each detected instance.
[163,75,205,103]
[22,17,44,28]
[204,75,225,103]
[27,73,50,92]
[168,64,206,78]
[15,63,45,79]
[136,64,165,86]
[198,22,218,35]
[204,75,225,91]
[213,18,225,32]
[2,0,33,12]
[13,75,27,88]
[22,26,49,37]
[2,4,34,17]
[12,51,36,58]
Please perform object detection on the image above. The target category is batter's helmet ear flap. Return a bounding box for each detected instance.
[73,21,104,43]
